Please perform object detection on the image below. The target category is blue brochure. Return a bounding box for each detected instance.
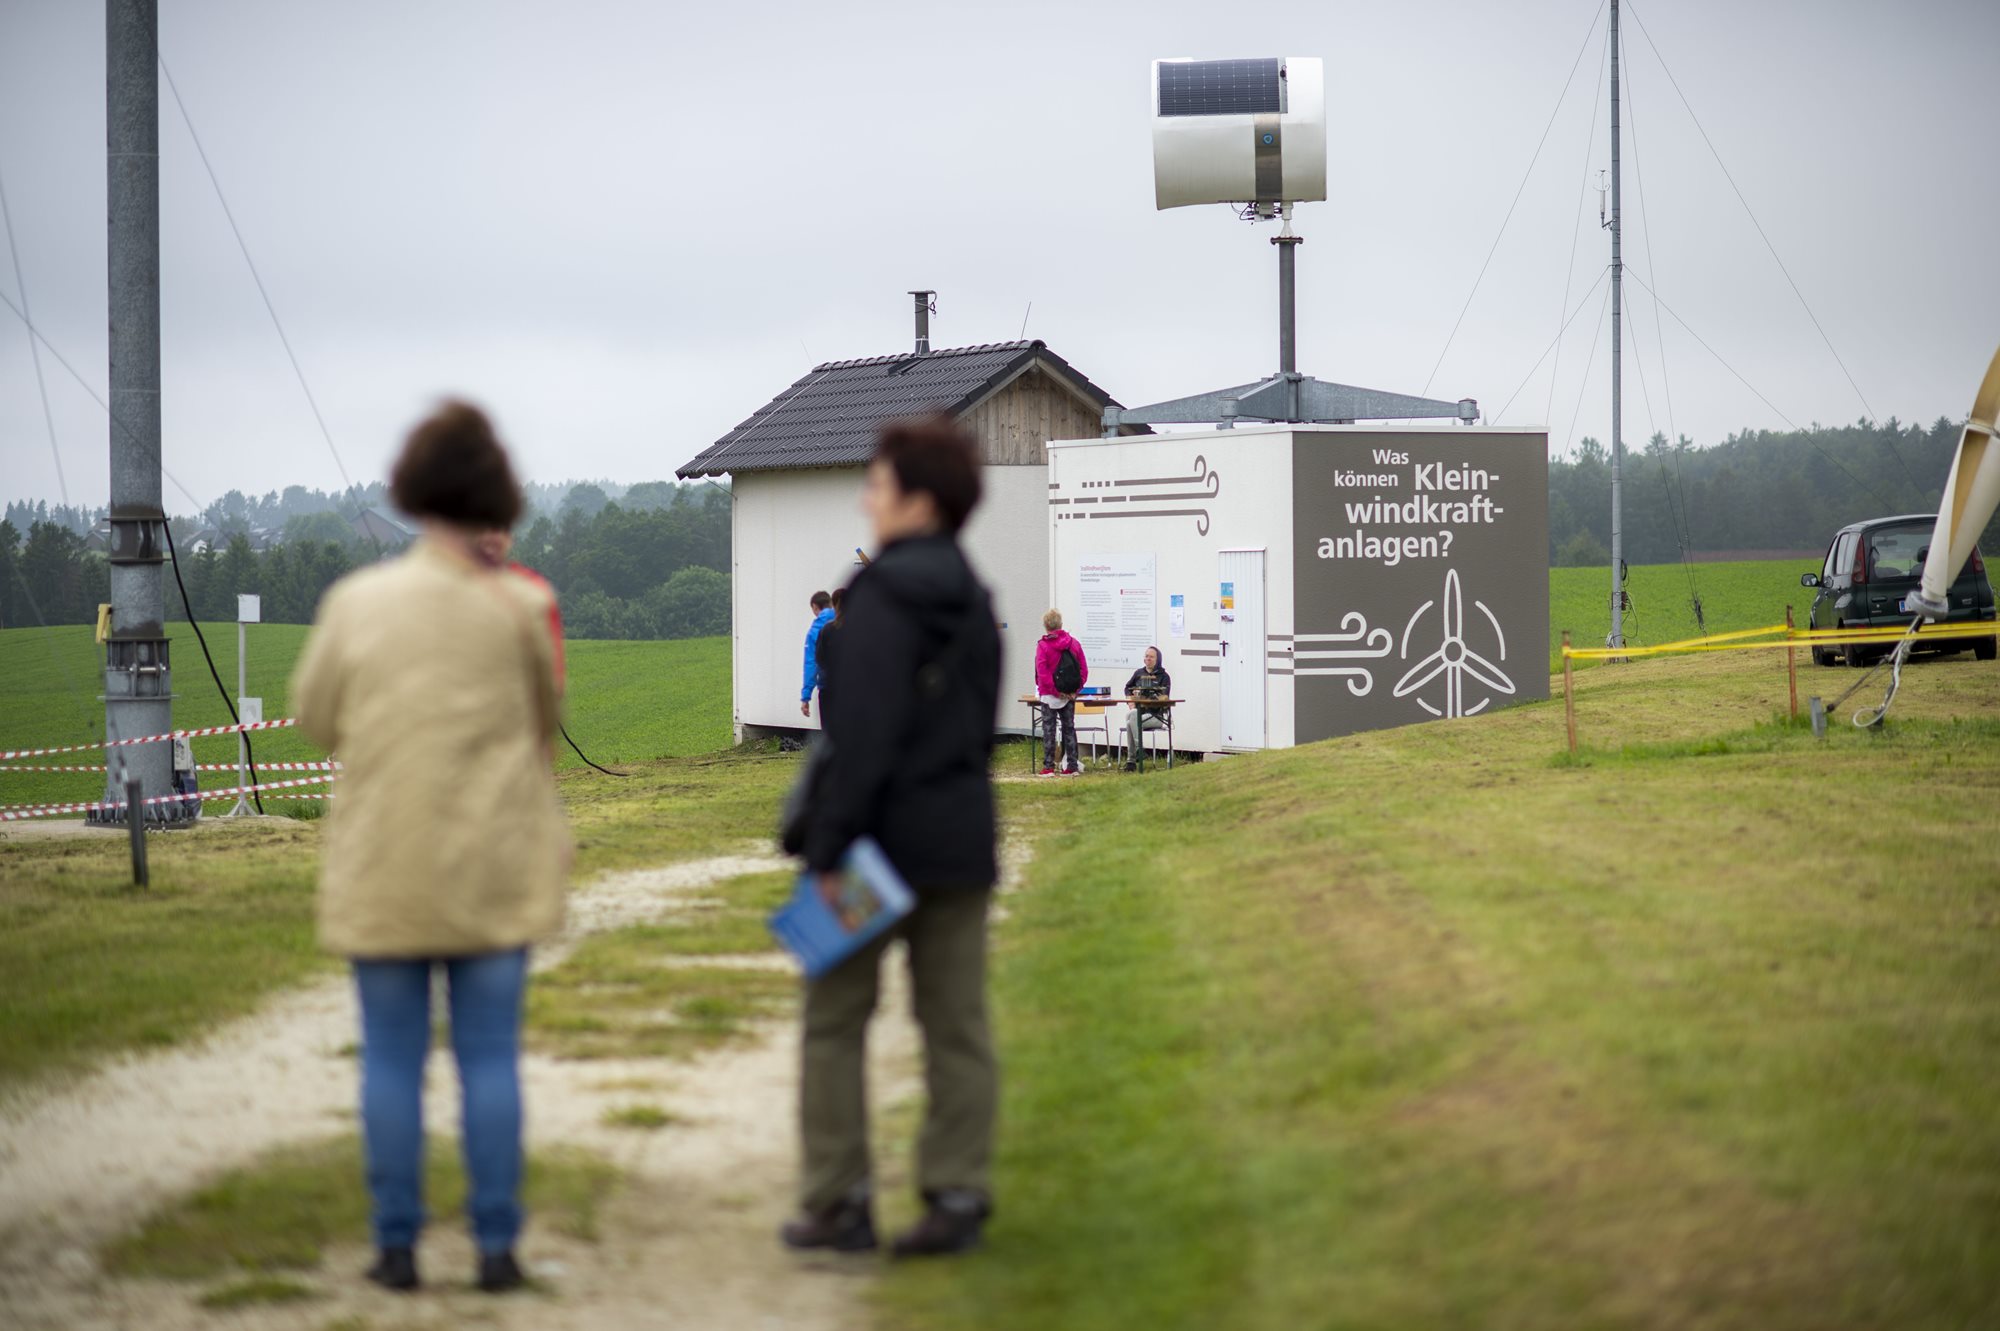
[768,837,916,979]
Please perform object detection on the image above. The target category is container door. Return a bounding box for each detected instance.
[1217,550,1267,750]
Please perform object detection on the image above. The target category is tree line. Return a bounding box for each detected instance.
[1550,415,1998,566]
[9,418,1999,633]
[0,480,731,640]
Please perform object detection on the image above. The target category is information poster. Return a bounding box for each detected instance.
[1073,554,1157,672]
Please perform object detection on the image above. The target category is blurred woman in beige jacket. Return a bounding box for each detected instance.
[291,402,567,1296]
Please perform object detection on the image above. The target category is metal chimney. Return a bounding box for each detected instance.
[909,290,935,355]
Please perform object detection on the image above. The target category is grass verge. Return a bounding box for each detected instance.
[0,819,326,1088]
[527,928,794,1061]
[876,649,2000,1331]
[103,1134,619,1279]
[195,1275,320,1310]
[600,1104,682,1131]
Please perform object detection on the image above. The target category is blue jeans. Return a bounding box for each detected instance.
[352,949,529,1254]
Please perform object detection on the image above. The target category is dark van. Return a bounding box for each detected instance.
[1801,514,1997,666]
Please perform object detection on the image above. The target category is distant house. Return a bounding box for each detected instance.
[84,520,111,554]
[351,508,415,550]
[678,333,1142,740]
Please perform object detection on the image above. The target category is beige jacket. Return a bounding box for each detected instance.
[292,538,569,958]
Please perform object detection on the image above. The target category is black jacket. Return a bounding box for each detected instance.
[800,534,1001,889]
[1123,664,1171,698]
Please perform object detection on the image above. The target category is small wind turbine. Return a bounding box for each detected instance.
[1393,569,1517,718]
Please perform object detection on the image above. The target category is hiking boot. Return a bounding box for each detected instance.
[780,1196,878,1253]
[476,1250,526,1294]
[366,1246,419,1293]
[891,1190,989,1258]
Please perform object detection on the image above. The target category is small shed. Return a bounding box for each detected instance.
[678,332,1138,740]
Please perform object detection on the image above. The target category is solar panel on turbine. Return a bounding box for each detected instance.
[1157,58,1283,117]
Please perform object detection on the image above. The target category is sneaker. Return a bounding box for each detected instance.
[476,1250,526,1294]
[1038,767,1056,777]
[365,1246,419,1293]
[891,1190,989,1258]
[1062,766,1082,777]
[780,1196,879,1253]
[1123,761,1137,772]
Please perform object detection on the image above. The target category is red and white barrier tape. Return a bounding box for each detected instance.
[0,760,339,774]
[0,773,338,822]
[0,718,297,762]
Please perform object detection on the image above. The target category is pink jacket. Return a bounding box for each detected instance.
[1034,630,1088,696]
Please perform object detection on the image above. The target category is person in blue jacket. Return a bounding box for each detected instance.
[801,590,834,718]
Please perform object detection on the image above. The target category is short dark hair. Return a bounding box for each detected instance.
[810,590,832,611]
[389,400,523,530]
[873,415,982,535]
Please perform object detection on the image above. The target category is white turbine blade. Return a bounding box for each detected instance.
[1393,649,1450,697]
[1457,648,1516,695]
[1442,567,1464,642]
[1914,343,2000,613]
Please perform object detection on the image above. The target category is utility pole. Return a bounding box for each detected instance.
[91,0,185,827]
[1607,0,1626,650]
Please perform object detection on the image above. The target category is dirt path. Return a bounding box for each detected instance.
[0,850,928,1331]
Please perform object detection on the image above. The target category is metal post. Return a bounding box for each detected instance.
[1273,204,1303,421]
[92,0,183,827]
[1786,605,1799,719]
[229,619,250,816]
[124,766,148,887]
[1607,0,1625,650]
[1562,631,1577,753]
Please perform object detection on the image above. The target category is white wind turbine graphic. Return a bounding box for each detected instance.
[1392,568,1516,718]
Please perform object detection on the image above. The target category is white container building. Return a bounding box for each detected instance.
[1046,424,1550,753]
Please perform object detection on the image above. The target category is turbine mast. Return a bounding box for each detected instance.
[1607,0,1626,649]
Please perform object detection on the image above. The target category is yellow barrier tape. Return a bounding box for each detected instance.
[1564,620,1999,660]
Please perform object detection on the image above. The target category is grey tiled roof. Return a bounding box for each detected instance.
[676,340,1122,477]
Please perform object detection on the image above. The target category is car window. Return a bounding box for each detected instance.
[1833,532,1855,581]
[1820,537,1841,581]
[1864,523,1930,579]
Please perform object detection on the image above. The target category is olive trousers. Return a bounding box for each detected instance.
[798,889,997,1213]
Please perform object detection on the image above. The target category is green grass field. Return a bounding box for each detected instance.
[876,652,2000,1331]
[1550,556,1819,669]
[0,556,1811,809]
[0,623,731,810]
[5,559,1999,1328]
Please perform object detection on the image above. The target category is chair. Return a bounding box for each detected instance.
[1073,700,1115,767]
[1122,702,1175,771]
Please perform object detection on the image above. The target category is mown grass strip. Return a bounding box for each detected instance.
[104,1134,619,1279]
[878,651,2000,1331]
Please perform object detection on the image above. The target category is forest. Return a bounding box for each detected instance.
[1550,414,1997,566]
[0,480,730,640]
[5,416,1997,637]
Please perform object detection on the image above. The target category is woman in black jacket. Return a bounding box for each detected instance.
[781,416,1002,1259]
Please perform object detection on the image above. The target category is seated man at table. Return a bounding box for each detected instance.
[1122,645,1171,771]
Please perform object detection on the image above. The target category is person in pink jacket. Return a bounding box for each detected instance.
[1033,610,1088,775]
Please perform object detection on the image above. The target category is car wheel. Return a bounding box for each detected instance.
[1811,645,1835,667]
[1842,624,1868,668]
[1977,636,1997,662]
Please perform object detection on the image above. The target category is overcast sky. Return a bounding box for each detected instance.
[2,0,1995,512]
